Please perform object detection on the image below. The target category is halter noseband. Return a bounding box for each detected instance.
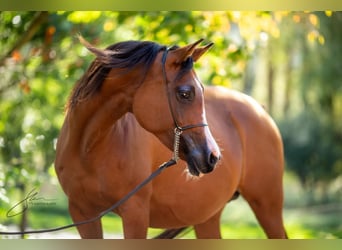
[161,47,208,162]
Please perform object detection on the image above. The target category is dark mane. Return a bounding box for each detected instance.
[67,40,166,110]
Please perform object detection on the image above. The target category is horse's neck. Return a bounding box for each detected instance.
[68,95,125,151]
[66,89,133,156]
[63,66,146,156]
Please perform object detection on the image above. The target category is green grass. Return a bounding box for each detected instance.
[2,200,341,239]
[1,173,341,239]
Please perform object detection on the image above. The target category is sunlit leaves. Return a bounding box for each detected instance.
[307,30,325,45]
[325,11,333,17]
[103,20,115,32]
[309,13,319,26]
[201,11,231,33]
[66,11,101,23]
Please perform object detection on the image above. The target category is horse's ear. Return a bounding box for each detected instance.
[78,35,114,64]
[192,42,214,62]
[170,39,204,64]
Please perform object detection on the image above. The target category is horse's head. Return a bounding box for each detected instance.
[133,40,220,176]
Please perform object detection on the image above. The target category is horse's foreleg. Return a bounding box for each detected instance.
[69,202,103,239]
[193,209,223,239]
[119,197,150,239]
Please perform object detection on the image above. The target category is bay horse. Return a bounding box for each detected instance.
[55,37,287,239]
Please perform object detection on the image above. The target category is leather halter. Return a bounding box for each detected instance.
[161,47,208,131]
[161,47,208,162]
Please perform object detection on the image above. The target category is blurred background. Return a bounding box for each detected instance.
[0,11,341,239]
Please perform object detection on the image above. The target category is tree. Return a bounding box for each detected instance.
[279,12,342,198]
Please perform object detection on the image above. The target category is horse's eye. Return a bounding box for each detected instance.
[176,86,195,102]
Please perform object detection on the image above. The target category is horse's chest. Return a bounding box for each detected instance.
[149,166,235,228]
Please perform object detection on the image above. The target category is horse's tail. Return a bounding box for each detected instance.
[153,227,188,239]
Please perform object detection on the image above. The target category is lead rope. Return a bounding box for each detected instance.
[0,124,182,236]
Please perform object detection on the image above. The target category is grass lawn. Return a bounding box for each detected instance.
[2,196,341,239]
[1,173,341,239]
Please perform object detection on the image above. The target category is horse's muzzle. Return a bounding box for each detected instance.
[184,145,220,176]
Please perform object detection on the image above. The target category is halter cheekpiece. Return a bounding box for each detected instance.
[161,47,208,162]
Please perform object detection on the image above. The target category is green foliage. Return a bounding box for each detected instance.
[278,12,342,196]
[280,111,341,189]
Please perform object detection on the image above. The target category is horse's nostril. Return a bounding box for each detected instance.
[208,152,219,168]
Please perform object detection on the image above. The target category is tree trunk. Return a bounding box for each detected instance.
[19,185,28,239]
[267,57,274,116]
